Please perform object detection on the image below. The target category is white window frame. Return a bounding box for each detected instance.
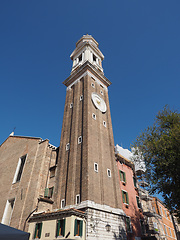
[103,121,106,127]
[1,198,15,225]
[78,136,82,144]
[80,95,83,101]
[107,169,111,177]
[12,155,27,184]
[94,163,98,172]
[70,103,73,108]
[66,143,70,151]
[61,199,65,208]
[92,113,96,120]
[76,194,80,204]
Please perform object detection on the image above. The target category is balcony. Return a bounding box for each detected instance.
[139,188,151,201]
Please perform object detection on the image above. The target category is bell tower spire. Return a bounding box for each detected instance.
[70,34,104,74]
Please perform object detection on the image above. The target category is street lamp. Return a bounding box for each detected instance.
[105,223,111,232]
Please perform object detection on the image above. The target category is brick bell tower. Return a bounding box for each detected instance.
[54,35,125,239]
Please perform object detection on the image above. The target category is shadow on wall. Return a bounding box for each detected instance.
[130,201,143,236]
[113,223,127,240]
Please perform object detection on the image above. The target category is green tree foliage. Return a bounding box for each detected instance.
[132,106,180,217]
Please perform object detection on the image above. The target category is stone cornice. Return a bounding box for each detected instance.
[63,61,111,88]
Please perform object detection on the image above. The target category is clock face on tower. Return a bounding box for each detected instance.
[91,92,107,113]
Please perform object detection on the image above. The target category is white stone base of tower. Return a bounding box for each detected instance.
[75,201,127,240]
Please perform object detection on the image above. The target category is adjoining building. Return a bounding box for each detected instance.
[0,134,58,231]
[115,144,144,240]
[152,197,177,240]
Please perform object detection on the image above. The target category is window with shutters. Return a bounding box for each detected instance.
[56,219,66,237]
[122,190,129,205]
[125,216,132,232]
[119,170,126,183]
[133,177,137,188]
[136,196,142,209]
[34,222,43,239]
[74,219,83,237]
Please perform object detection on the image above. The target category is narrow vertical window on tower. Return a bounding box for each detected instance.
[78,54,82,62]
[61,199,65,208]
[12,155,27,183]
[78,136,82,144]
[94,163,98,172]
[70,103,73,108]
[66,143,70,151]
[93,54,96,62]
[80,95,83,101]
[76,194,80,204]
[92,113,96,120]
[107,169,111,177]
[100,90,103,95]
[103,121,106,127]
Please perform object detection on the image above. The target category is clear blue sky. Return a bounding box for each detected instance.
[0,0,180,150]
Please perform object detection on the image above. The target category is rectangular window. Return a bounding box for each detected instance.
[12,155,27,183]
[76,194,80,204]
[125,217,132,232]
[49,167,56,178]
[164,224,167,235]
[133,177,137,188]
[94,163,98,172]
[78,54,82,62]
[169,227,172,236]
[66,143,70,151]
[100,90,103,95]
[80,95,83,101]
[93,54,96,62]
[61,199,65,208]
[119,170,126,183]
[34,223,43,239]
[136,196,142,208]
[122,190,129,205]
[107,169,111,177]
[1,198,15,225]
[44,187,54,198]
[78,136,82,144]
[92,113,96,120]
[74,219,83,237]
[70,103,73,108]
[103,121,106,127]
[56,219,66,237]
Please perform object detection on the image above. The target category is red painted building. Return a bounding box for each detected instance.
[115,145,144,240]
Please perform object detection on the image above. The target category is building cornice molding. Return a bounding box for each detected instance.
[63,61,111,89]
